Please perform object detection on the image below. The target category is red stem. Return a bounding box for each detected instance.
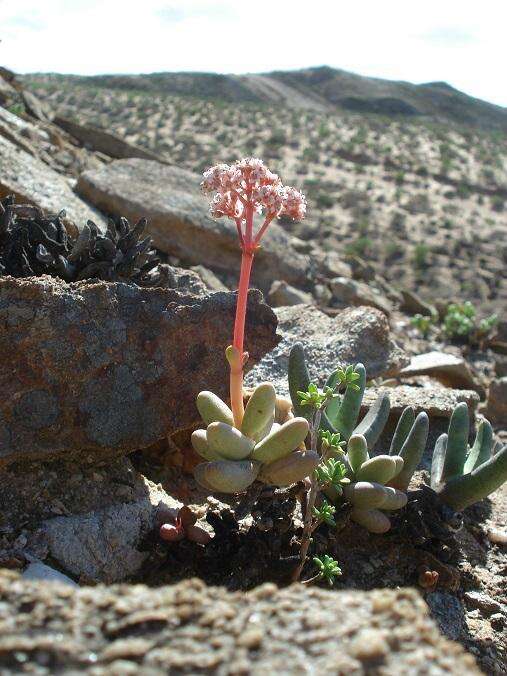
[230,199,255,428]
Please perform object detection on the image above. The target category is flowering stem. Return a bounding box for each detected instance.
[292,408,322,582]
[230,247,254,427]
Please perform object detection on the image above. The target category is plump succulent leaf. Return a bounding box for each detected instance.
[438,445,507,511]
[196,391,234,426]
[463,419,493,474]
[353,392,391,450]
[350,508,391,534]
[206,422,255,460]
[191,429,221,461]
[288,343,312,421]
[347,434,369,474]
[251,417,309,464]
[326,364,366,441]
[356,454,401,485]
[241,382,276,441]
[379,486,408,511]
[389,412,429,490]
[260,450,320,487]
[431,433,448,490]
[344,481,390,509]
[389,406,416,456]
[197,459,261,493]
[442,402,469,481]
[288,343,335,432]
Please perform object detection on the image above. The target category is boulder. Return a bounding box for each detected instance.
[21,90,51,122]
[36,480,179,583]
[76,159,312,291]
[400,352,479,391]
[330,276,393,316]
[268,280,313,307]
[0,276,278,467]
[0,455,184,584]
[0,575,479,675]
[484,378,507,426]
[246,304,408,396]
[191,265,228,292]
[362,385,480,419]
[0,74,15,105]
[0,133,105,233]
[400,288,436,316]
[55,116,164,162]
[22,562,77,587]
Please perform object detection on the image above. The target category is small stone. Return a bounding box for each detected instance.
[349,629,389,660]
[400,352,478,390]
[489,613,505,630]
[267,280,313,307]
[237,628,264,649]
[22,561,77,587]
[464,591,502,616]
[487,528,507,545]
[484,377,507,425]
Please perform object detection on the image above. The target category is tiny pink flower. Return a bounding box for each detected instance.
[281,187,307,221]
[252,184,285,217]
[210,192,240,219]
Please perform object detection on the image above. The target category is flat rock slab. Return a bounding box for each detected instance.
[0,575,479,674]
[0,455,184,584]
[55,116,164,162]
[0,276,278,467]
[400,351,478,391]
[0,134,105,232]
[363,384,480,419]
[246,304,408,396]
[77,159,311,291]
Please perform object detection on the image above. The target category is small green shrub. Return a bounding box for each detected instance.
[443,301,497,341]
[413,243,430,269]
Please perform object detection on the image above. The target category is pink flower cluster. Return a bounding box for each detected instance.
[201,158,306,228]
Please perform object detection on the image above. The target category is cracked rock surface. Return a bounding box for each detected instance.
[0,276,278,466]
[0,575,479,675]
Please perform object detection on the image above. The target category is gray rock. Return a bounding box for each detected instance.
[330,276,393,316]
[191,265,228,292]
[363,385,479,419]
[0,575,480,674]
[246,304,408,396]
[21,90,52,122]
[55,116,165,162]
[484,377,507,426]
[0,276,278,467]
[77,159,311,291]
[268,280,313,307]
[400,352,479,391]
[400,288,436,316]
[22,562,77,587]
[39,481,180,583]
[312,250,352,279]
[0,133,105,233]
[426,591,465,641]
[464,591,503,616]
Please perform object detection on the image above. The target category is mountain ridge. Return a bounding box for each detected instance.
[24,65,507,131]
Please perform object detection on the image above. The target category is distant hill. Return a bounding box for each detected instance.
[25,66,507,131]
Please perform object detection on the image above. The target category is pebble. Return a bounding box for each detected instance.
[22,561,77,587]
[487,528,507,545]
[489,613,505,630]
[464,591,502,616]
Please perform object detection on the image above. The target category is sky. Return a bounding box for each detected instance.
[1,0,506,107]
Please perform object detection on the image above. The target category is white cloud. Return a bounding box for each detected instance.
[0,0,506,106]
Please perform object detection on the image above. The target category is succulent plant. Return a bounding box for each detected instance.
[192,382,320,494]
[430,402,507,512]
[288,343,429,533]
[0,195,162,285]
